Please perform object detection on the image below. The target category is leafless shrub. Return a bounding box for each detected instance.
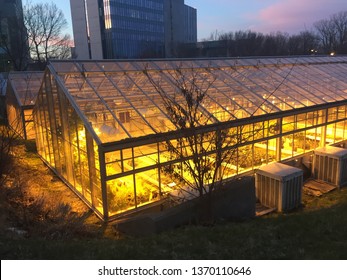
[0,124,18,186]
[1,161,98,240]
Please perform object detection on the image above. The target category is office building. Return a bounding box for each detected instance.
[70,0,197,59]
[0,0,28,71]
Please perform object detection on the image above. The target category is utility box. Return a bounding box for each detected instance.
[313,146,347,188]
[255,162,303,212]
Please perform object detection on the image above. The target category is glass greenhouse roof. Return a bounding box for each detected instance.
[8,72,43,106]
[48,56,347,144]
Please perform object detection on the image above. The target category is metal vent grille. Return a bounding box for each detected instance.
[256,172,302,212]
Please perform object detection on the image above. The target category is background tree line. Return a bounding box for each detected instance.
[1,3,346,71]
[179,10,347,58]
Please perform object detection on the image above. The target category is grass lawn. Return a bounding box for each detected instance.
[1,188,347,259]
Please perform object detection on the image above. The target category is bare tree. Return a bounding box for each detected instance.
[144,67,252,218]
[218,31,234,57]
[204,30,223,41]
[314,18,338,53]
[288,31,319,55]
[0,122,20,188]
[24,1,72,69]
[331,11,347,53]
[233,30,264,56]
[260,32,289,56]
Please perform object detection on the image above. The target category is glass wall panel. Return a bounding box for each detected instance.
[306,111,315,127]
[253,121,264,140]
[238,144,253,172]
[56,135,66,177]
[135,170,160,206]
[158,141,171,163]
[296,113,306,129]
[267,139,277,163]
[305,128,319,151]
[225,150,239,177]
[24,108,35,139]
[263,121,270,137]
[317,109,326,125]
[282,116,295,133]
[65,105,78,188]
[337,106,346,120]
[316,126,324,146]
[293,132,306,155]
[133,144,158,169]
[39,74,55,167]
[80,150,92,203]
[328,107,337,122]
[241,124,254,142]
[105,151,122,176]
[254,140,268,165]
[92,168,103,216]
[326,124,336,144]
[122,148,134,171]
[335,121,345,142]
[159,168,177,195]
[45,126,55,166]
[107,175,135,215]
[268,119,280,136]
[281,134,293,160]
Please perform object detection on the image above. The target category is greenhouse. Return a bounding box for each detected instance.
[6,72,43,140]
[33,56,347,221]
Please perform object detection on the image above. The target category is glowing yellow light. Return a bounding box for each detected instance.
[78,130,86,140]
[94,127,101,135]
[104,0,112,29]
[167,182,176,187]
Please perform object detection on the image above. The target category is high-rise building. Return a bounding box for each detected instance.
[70,0,197,59]
[0,0,28,71]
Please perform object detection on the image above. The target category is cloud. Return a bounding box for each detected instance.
[248,0,346,34]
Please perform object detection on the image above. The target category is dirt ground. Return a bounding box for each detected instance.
[0,142,110,239]
[10,144,90,210]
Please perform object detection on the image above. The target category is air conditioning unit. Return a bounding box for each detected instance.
[255,162,303,212]
[313,146,347,188]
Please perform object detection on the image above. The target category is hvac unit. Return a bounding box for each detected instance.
[313,146,347,188]
[255,162,303,212]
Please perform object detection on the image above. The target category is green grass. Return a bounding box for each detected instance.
[1,188,347,260]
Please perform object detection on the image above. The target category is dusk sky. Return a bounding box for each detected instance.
[31,0,346,41]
